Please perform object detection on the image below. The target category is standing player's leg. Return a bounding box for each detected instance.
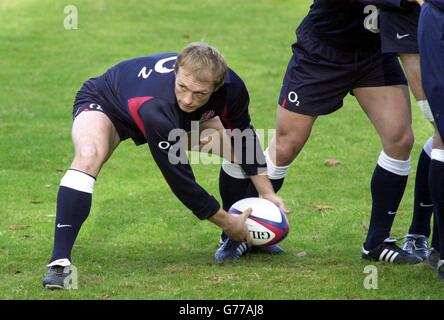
[402,137,434,258]
[399,53,435,260]
[217,107,315,253]
[428,134,444,270]
[262,106,316,190]
[198,115,303,254]
[399,53,426,102]
[244,107,315,198]
[245,107,315,254]
[418,2,444,279]
[354,84,421,264]
[44,110,120,289]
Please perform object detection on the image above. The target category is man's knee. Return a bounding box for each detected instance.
[384,129,414,159]
[275,134,305,166]
[393,130,415,152]
[71,112,119,175]
[72,144,104,175]
[274,108,314,166]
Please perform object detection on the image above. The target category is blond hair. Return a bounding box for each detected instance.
[175,42,227,89]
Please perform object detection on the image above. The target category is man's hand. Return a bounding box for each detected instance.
[249,174,289,214]
[260,192,290,215]
[208,208,253,247]
[223,208,253,246]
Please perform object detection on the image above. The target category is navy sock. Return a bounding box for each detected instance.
[219,167,251,211]
[219,167,250,242]
[364,165,408,250]
[50,187,92,262]
[218,163,285,242]
[432,213,439,250]
[409,149,433,237]
[429,159,444,259]
[49,170,95,263]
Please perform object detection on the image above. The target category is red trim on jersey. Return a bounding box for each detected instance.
[281,97,287,109]
[221,104,234,131]
[127,96,154,138]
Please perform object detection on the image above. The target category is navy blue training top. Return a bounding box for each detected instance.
[75,53,266,220]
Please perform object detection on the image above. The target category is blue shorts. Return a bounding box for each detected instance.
[72,79,146,145]
[418,3,444,141]
[380,9,420,54]
[278,21,407,116]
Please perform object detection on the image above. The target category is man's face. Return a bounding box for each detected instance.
[175,66,215,113]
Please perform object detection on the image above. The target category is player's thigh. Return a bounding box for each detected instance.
[399,53,426,101]
[353,85,413,158]
[269,106,316,166]
[71,111,120,175]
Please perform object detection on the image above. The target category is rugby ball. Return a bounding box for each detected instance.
[228,197,289,246]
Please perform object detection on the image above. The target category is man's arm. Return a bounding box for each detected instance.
[137,98,252,242]
[250,175,289,214]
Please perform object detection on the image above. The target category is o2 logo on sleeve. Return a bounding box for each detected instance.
[138,56,177,79]
[363,5,380,34]
[154,56,177,73]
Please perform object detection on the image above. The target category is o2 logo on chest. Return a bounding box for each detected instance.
[363,5,380,34]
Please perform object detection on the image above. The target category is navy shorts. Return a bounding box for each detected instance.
[418,3,444,141]
[380,8,420,54]
[278,22,407,116]
[72,79,146,145]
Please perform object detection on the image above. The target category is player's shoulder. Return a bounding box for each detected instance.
[135,96,178,125]
[224,67,248,93]
[141,96,174,112]
[114,52,178,71]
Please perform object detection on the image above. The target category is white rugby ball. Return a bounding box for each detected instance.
[228,197,289,246]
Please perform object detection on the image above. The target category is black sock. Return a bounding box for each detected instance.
[219,167,251,211]
[409,149,433,237]
[218,166,285,242]
[429,159,444,259]
[49,170,95,263]
[219,167,251,242]
[432,213,439,251]
[364,165,408,250]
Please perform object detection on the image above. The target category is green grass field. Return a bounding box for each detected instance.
[1,0,442,300]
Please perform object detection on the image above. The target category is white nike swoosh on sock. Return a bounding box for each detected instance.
[396,33,410,39]
[419,203,434,207]
[57,223,72,228]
